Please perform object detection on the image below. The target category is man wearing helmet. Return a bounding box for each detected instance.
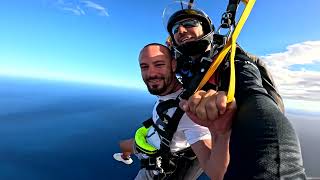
[166,9,214,57]
[163,2,306,179]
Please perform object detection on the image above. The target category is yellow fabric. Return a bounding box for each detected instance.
[228,39,236,102]
[195,0,256,103]
[134,126,157,155]
[196,41,231,93]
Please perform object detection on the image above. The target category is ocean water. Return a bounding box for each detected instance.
[0,77,156,180]
[0,76,318,179]
[0,77,212,180]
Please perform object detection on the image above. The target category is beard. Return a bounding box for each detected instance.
[147,83,167,95]
[144,76,169,95]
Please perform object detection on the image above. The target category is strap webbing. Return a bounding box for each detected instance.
[195,0,256,103]
[155,99,185,153]
[142,118,154,128]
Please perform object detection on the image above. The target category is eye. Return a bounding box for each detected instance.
[140,65,148,71]
[183,22,194,28]
[172,25,179,34]
[155,63,165,68]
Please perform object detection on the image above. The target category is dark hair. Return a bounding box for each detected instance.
[139,43,173,60]
[142,43,170,52]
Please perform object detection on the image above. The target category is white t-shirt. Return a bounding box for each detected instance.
[146,88,211,153]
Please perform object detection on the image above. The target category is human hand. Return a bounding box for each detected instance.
[180,90,237,134]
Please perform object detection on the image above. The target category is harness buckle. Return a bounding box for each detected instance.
[156,157,163,173]
[148,157,156,167]
[200,56,213,63]
[147,157,163,174]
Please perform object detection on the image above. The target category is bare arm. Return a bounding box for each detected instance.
[119,138,135,157]
[191,132,231,180]
[181,90,236,179]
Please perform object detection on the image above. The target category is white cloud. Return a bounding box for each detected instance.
[53,0,108,17]
[81,0,109,16]
[61,6,85,16]
[261,41,320,102]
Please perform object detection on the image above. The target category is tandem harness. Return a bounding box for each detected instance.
[134,0,258,179]
[135,49,220,178]
[135,97,198,178]
[135,54,220,178]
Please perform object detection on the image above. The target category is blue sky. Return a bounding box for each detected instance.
[0,0,319,111]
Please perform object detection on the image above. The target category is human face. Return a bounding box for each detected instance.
[139,45,177,96]
[171,19,201,34]
[173,18,204,46]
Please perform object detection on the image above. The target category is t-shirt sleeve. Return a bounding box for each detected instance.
[178,114,211,145]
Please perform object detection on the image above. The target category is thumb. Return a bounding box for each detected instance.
[226,99,237,113]
[185,111,204,126]
[179,99,189,112]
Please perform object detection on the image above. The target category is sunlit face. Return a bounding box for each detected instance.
[173,18,204,46]
[139,45,177,95]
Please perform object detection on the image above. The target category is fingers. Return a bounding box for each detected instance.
[191,90,218,122]
[185,110,208,127]
[216,91,227,115]
[179,99,189,112]
[213,99,237,135]
[187,90,207,114]
[180,89,237,135]
[181,98,210,127]
[180,90,219,121]
[203,90,219,122]
[226,99,237,113]
[179,90,235,129]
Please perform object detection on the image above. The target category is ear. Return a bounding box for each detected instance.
[171,58,177,72]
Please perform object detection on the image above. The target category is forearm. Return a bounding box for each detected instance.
[205,130,231,180]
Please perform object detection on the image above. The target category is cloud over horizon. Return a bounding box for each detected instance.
[53,0,109,17]
[261,41,320,102]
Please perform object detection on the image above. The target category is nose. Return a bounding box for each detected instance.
[177,25,187,34]
[146,66,157,77]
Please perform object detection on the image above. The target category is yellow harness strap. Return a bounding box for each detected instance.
[195,0,256,103]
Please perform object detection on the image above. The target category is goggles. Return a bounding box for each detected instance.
[172,19,201,34]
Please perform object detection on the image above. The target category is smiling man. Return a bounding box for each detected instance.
[114,43,235,180]
[139,44,180,96]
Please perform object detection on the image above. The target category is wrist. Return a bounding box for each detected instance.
[213,130,231,142]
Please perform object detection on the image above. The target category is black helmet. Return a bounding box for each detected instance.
[163,1,214,56]
[167,9,213,38]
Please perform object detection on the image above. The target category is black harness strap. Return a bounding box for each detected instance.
[142,117,154,128]
[156,99,179,125]
[140,158,158,170]
[155,99,182,153]
[155,51,215,154]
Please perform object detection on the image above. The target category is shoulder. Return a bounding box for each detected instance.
[231,52,260,74]
[233,46,260,68]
